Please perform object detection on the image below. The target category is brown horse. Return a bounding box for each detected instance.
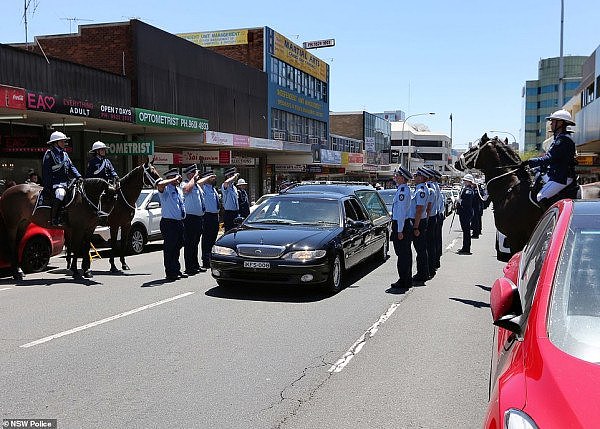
[455,133,600,255]
[105,162,161,272]
[0,179,116,280]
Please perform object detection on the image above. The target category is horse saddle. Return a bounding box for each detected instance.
[530,175,580,209]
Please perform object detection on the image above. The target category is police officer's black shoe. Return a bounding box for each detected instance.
[457,249,472,255]
[390,281,408,289]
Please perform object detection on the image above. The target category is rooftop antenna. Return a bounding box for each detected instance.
[60,17,93,33]
[23,0,40,50]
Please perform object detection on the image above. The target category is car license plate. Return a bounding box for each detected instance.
[243,261,270,269]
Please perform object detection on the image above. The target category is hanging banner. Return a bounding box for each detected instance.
[1,85,26,110]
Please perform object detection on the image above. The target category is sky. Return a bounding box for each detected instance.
[2,0,599,150]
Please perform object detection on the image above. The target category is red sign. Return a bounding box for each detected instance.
[173,153,183,165]
[219,150,232,165]
[0,85,26,110]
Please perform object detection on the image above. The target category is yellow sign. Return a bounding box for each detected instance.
[577,155,596,166]
[273,31,328,82]
[178,29,248,47]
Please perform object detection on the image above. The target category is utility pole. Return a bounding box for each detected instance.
[558,0,565,108]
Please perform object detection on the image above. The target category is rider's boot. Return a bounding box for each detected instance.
[50,199,63,226]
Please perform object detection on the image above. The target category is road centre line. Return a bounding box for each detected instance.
[0,287,13,292]
[20,291,195,348]
[329,302,401,373]
[446,238,458,250]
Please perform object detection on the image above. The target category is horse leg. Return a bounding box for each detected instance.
[81,238,93,279]
[9,221,28,281]
[120,224,131,270]
[109,225,120,273]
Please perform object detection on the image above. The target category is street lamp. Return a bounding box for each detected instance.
[401,112,435,170]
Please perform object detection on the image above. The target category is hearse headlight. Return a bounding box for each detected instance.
[212,245,237,257]
[283,250,327,261]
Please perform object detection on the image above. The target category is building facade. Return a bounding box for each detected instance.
[522,56,586,152]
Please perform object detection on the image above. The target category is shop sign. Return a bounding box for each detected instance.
[577,155,596,166]
[135,108,209,131]
[362,164,378,172]
[341,152,349,165]
[1,85,26,110]
[0,135,72,153]
[250,137,283,150]
[205,130,233,146]
[231,156,256,166]
[107,141,154,155]
[390,149,400,164]
[302,39,335,50]
[321,149,342,165]
[271,30,328,82]
[178,29,248,47]
[326,167,346,174]
[152,152,174,165]
[275,164,305,172]
[348,153,364,164]
[26,90,133,122]
[365,137,376,152]
[219,150,231,165]
[233,135,250,147]
[306,165,322,173]
[182,150,219,164]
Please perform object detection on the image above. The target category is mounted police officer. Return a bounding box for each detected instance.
[456,174,475,255]
[423,168,439,279]
[182,164,211,275]
[390,166,413,290]
[200,169,220,269]
[86,141,119,185]
[42,131,82,226]
[157,168,186,281]
[221,167,240,232]
[523,109,577,208]
[410,167,430,284]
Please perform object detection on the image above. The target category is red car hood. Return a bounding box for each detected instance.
[524,338,600,427]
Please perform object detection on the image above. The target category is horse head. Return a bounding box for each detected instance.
[455,133,521,176]
[142,161,162,188]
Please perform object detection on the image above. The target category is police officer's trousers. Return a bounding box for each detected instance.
[223,209,239,232]
[435,213,444,268]
[160,218,185,278]
[183,214,203,273]
[459,213,473,252]
[411,218,429,281]
[426,215,437,276]
[392,219,413,288]
[201,212,219,267]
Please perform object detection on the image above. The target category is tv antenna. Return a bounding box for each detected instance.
[60,17,93,33]
[23,0,41,50]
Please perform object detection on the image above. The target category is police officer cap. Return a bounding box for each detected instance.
[394,165,413,180]
[224,167,237,177]
[201,169,216,178]
[164,168,179,178]
[415,167,431,178]
[424,167,441,178]
[183,164,198,175]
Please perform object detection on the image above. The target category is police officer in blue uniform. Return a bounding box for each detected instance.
[200,169,220,269]
[410,167,430,284]
[471,180,488,238]
[431,169,445,270]
[85,141,119,184]
[42,131,82,226]
[182,164,211,275]
[236,178,251,218]
[221,167,240,232]
[157,168,186,281]
[456,174,476,255]
[390,166,413,290]
[523,109,577,208]
[423,168,438,279]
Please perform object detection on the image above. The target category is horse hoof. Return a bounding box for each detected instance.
[13,272,24,281]
[110,266,121,274]
[72,270,82,279]
[83,270,93,279]
[122,264,130,271]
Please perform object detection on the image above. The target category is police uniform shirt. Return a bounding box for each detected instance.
[86,155,118,180]
[527,132,575,184]
[202,184,220,213]
[409,183,429,219]
[426,182,438,217]
[42,145,81,189]
[392,185,412,225]
[221,183,239,211]
[182,180,206,216]
[159,183,186,220]
[436,183,444,214]
[458,186,475,214]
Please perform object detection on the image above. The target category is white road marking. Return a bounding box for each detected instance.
[20,291,195,348]
[329,302,401,373]
[0,287,13,292]
[446,238,458,250]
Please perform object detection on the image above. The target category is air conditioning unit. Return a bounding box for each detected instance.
[290,134,302,143]
[308,137,319,144]
[273,131,285,140]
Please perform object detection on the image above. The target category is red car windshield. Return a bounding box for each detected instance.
[548,214,600,364]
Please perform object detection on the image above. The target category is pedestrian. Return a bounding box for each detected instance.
[200,169,220,269]
[26,170,39,184]
[237,178,251,218]
[157,168,186,281]
[181,164,212,275]
[42,131,82,226]
[86,141,119,186]
[221,167,240,232]
[456,174,476,255]
[523,109,577,209]
[423,168,438,279]
[390,166,413,289]
[410,167,430,284]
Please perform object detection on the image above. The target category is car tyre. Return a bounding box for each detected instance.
[325,253,343,294]
[21,236,51,273]
[378,235,388,261]
[127,225,147,255]
[216,279,235,288]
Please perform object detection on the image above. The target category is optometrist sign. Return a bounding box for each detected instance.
[107,141,154,155]
[135,108,209,131]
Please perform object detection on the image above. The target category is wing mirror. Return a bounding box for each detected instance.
[490,277,523,335]
[346,219,366,229]
[147,201,160,209]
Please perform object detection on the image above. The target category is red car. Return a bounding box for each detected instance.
[485,199,600,429]
[0,222,65,274]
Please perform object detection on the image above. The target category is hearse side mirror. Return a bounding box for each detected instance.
[490,277,523,335]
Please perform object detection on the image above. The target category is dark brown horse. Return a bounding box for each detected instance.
[456,133,600,255]
[105,162,161,272]
[0,179,116,280]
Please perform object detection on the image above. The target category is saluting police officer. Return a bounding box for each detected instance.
[410,167,430,284]
[456,174,476,255]
[423,168,438,279]
[200,169,220,269]
[182,164,211,275]
[431,169,445,270]
[221,167,240,232]
[157,168,187,281]
[390,166,413,290]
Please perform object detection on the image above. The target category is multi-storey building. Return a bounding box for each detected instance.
[522,56,586,152]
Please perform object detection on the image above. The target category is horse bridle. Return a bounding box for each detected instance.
[142,163,161,188]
